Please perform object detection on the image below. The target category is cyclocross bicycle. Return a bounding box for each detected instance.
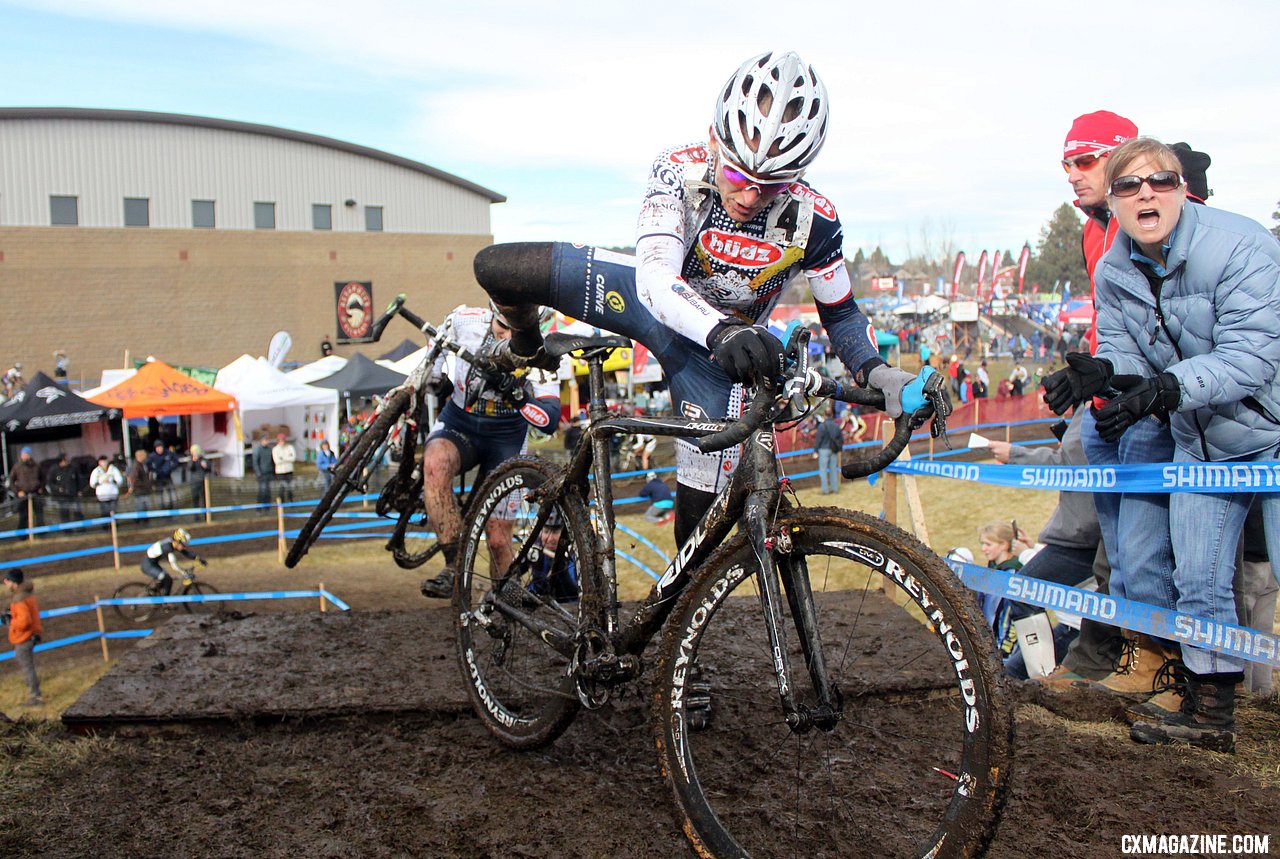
[285,295,493,571]
[453,327,1013,859]
[112,564,220,624]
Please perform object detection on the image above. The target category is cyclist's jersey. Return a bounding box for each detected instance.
[633,142,881,376]
[143,539,195,573]
[432,305,560,432]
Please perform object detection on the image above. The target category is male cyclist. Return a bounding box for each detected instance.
[419,303,560,599]
[142,527,205,595]
[472,50,944,554]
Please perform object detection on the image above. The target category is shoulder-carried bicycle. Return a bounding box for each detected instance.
[452,328,1013,858]
[285,296,493,570]
[112,564,221,624]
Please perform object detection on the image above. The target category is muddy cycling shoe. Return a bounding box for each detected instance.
[420,568,456,599]
[685,662,715,732]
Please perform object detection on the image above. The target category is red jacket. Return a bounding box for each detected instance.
[1080,207,1121,355]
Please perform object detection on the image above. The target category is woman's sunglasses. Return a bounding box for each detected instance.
[1109,171,1182,198]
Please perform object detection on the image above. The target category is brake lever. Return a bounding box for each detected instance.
[913,372,953,449]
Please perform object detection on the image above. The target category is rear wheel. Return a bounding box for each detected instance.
[454,457,588,749]
[654,507,1013,859]
[285,388,413,567]
[112,581,158,624]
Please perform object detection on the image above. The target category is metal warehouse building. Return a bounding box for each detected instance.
[0,107,504,383]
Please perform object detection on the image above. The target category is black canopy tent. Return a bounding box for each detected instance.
[309,353,407,417]
[0,371,121,473]
[377,338,420,363]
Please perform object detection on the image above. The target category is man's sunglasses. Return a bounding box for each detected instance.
[719,153,793,196]
[1061,147,1115,173]
[1109,171,1182,198]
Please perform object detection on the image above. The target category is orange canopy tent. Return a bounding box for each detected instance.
[86,360,237,418]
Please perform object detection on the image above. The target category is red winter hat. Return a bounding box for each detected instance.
[1063,111,1137,159]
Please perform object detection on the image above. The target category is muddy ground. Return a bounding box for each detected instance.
[2,447,1279,859]
[2,598,1279,858]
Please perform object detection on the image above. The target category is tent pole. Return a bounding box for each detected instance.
[1,431,8,475]
[122,416,132,460]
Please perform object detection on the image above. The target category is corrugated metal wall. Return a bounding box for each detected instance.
[0,118,494,234]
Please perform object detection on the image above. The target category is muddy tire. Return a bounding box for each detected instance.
[653,507,1013,858]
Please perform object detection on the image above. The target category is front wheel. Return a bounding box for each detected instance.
[112,581,158,624]
[181,581,222,615]
[454,457,590,750]
[654,508,1013,859]
[285,388,413,568]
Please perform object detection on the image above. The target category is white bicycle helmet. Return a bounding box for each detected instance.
[712,51,829,181]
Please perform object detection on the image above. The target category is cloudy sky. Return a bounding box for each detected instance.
[4,0,1278,262]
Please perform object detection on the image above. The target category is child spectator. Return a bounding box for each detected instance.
[3,568,44,707]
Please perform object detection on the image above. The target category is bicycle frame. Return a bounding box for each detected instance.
[482,346,838,723]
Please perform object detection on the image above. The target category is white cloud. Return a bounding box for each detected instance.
[9,0,1280,256]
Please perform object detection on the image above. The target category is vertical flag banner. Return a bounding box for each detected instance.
[951,252,966,298]
[1016,245,1031,294]
[975,251,988,302]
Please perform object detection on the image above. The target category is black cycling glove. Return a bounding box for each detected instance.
[1094,373,1181,442]
[1042,352,1113,415]
[707,322,784,385]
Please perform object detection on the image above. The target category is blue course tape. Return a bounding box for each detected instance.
[948,559,1280,668]
[614,523,671,566]
[617,549,660,582]
[889,459,1280,494]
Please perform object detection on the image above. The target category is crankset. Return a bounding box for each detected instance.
[570,627,641,709]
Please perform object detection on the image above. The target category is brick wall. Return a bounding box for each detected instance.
[0,227,492,385]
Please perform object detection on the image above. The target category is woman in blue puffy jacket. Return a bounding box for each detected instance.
[1070,137,1280,753]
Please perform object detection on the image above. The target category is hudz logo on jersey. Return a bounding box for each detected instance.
[788,184,837,221]
[667,145,708,165]
[699,231,783,268]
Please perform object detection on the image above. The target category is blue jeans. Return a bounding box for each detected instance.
[1080,409,1176,609]
[817,448,840,494]
[1169,444,1280,674]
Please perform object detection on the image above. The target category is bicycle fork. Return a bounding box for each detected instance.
[743,467,842,734]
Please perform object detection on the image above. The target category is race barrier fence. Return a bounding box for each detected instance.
[1,586,350,665]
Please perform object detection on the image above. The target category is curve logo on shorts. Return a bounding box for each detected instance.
[789,184,837,220]
[698,231,783,269]
[519,403,550,428]
[605,291,626,313]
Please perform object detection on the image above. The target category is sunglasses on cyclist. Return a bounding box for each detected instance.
[1060,147,1115,173]
[1109,171,1183,198]
[718,153,793,197]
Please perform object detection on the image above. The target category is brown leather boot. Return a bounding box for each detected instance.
[1075,634,1171,700]
[1124,656,1188,724]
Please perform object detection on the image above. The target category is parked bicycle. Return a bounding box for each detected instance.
[111,564,220,624]
[452,327,1013,858]
[285,295,490,571]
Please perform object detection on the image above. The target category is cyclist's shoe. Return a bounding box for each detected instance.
[420,568,456,599]
[685,662,715,732]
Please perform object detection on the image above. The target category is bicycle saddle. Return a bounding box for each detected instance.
[544,332,631,359]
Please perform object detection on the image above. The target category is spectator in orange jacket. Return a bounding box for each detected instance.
[4,568,43,707]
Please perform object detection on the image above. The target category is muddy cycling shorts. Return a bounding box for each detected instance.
[548,242,745,494]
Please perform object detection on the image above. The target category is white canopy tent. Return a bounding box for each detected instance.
[214,355,341,477]
[286,355,348,385]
